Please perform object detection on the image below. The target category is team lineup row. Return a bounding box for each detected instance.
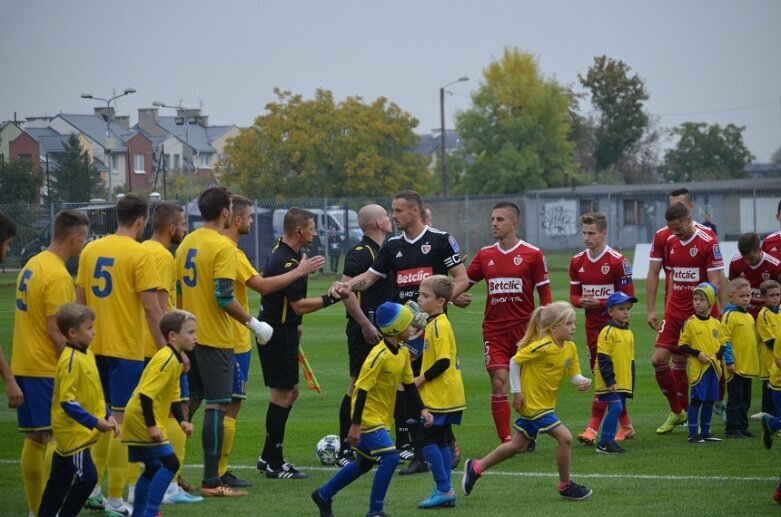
[1,187,780,516]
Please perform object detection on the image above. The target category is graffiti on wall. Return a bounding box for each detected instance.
[541,200,577,237]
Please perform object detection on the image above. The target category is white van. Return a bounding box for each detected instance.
[272,207,361,244]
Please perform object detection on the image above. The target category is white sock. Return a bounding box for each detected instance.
[107,498,124,508]
[89,485,102,498]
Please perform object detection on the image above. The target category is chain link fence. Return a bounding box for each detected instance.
[2,185,780,273]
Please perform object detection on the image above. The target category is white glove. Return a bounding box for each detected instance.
[405,301,429,330]
[247,317,273,345]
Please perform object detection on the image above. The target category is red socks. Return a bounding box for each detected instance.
[671,363,689,411]
[587,398,608,430]
[491,394,512,442]
[655,364,682,413]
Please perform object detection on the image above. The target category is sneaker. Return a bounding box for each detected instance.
[177,476,198,493]
[559,480,593,501]
[725,431,746,439]
[220,471,253,488]
[84,494,107,510]
[740,430,755,438]
[127,485,135,505]
[201,483,248,497]
[595,441,625,454]
[451,441,461,470]
[461,459,480,496]
[688,434,705,444]
[525,438,537,453]
[398,459,429,475]
[266,462,309,479]
[675,411,688,426]
[751,411,767,420]
[163,488,204,504]
[577,427,598,445]
[256,457,268,472]
[761,414,774,449]
[656,411,684,434]
[701,433,722,442]
[418,488,457,509]
[615,425,635,441]
[311,489,334,517]
[104,500,133,516]
[335,455,354,468]
[398,445,415,462]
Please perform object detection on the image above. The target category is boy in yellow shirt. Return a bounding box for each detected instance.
[39,304,118,517]
[756,279,781,418]
[122,311,200,516]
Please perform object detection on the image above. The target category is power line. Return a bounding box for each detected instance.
[658,100,779,117]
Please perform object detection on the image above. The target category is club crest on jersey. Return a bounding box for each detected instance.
[421,244,431,255]
[690,248,698,257]
[513,256,522,265]
[564,358,572,369]
[712,329,718,339]
[713,244,722,260]
[601,265,610,275]
[763,272,770,280]
[448,235,460,253]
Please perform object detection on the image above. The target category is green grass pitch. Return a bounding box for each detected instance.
[0,250,778,516]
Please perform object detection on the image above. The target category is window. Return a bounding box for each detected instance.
[200,154,209,167]
[163,154,170,170]
[624,200,644,225]
[134,154,145,174]
[173,154,180,170]
[110,154,118,174]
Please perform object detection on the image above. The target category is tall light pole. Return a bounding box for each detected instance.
[439,76,468,196]
[80,87,136,199]
[153,101,195,198]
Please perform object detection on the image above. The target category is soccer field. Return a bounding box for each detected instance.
[0,251,777,516]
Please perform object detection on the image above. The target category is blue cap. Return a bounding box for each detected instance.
[604,292,638,314]
[375,302,414,336]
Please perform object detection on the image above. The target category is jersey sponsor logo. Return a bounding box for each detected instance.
[690,248,698,257]
[488,277,523,295]
[672,267,700,283]
[448,235,460,253]
[601,265,610,275]
[396,267,433,287]
[713,244,722,260]
[582,284,614,299]
[751,287,762,300]
[513,256,522,265]
[421,244,431,255]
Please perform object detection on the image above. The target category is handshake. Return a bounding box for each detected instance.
[246,317,274,345]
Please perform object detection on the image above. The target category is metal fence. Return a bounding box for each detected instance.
[2,186,781,273]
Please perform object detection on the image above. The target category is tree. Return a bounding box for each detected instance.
[218,88,431,199]
[663,122,753,182]
[0,158,43,203]
[578,55,650,177]
[450,47,574,195]
[771,144,781,163]
[52,134,103,202]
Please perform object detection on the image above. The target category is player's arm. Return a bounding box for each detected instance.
[340,269,381,295]
[246,254,324,296]
[646,260,663,330]
[76,286,86,305]
[569,258,583,307]
[46,315,68,356]
[215,278,254,323]
[0,348,23,408]
[341,273,381,344]
[534,252,552,306]
[447,263,472,308]
[140,290,166,349]
[288,292,342,316]
[707,268,727,311]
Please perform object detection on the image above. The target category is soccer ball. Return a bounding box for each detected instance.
[316,434,341,465]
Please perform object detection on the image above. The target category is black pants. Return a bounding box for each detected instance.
[762,380,777,416]
[725,375,752,433]
[39,449,98,517]
[330,253,340,272]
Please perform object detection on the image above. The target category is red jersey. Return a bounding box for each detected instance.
[728,251,781,318]
[467,240,550,335]
[762,230,781,260]
[650,221,715,266]
[664,228,724,316]
[569,245,634,324]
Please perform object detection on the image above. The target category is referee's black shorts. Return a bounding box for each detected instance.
[346,319,376,378]
[257,325,299,389]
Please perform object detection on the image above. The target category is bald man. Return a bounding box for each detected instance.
[334,204,395,465]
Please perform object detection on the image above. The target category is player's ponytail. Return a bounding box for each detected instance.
[517,301,576,350]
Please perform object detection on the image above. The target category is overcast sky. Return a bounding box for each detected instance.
[2,0,779,161]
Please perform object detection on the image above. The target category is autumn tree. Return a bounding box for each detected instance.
[450,47,574,195]
[663,122,753,182]
[218,89,430,199]
[578,56,650,178]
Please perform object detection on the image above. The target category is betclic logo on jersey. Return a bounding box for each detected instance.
[488,277,523,294]
[581,284,614,299]
[672,267,700,283]
[396,267,433,287]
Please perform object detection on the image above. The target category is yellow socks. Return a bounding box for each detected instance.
[107,433,129,500]
[166,417,187,476]
[92,430,110,478]
[219,416,237,477]
[21,438,47,514]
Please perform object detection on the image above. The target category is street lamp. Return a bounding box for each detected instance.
[80,87,136,199]
[439,76,468,196]
[152,101,195,198]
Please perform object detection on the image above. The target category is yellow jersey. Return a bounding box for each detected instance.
[12,251,75,377]
[122,345,182,446]
[353,341,414,433]
[513,336,581,419]
[233,246,259,354]
[594,322,635,396]
[419,313,466,413]
[678,314,722,385]
[720,307,759,379]
[757,306,781,380]
[141,240,176,358]
[175,228,236,349]
[77,235,161,361]
[51,344,106,456]
[770,338,781,390]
